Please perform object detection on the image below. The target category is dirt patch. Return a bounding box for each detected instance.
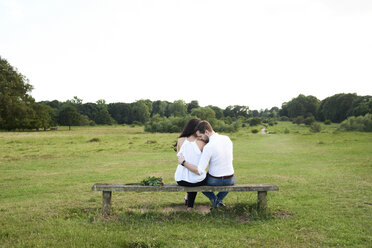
[275,209,293,219]
[163,204,211,214]
[128,204,212,214]
[235,215,252,223]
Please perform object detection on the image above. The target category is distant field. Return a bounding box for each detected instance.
[0,122,371,247]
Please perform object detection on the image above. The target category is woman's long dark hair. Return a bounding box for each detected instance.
[173,118,201,151]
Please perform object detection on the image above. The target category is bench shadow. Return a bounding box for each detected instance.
[110,203,291,224]
[61,204,292,225]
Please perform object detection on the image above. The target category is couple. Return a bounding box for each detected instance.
[174,119,235,210]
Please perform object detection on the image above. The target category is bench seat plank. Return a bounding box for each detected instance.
[92,183,279,192]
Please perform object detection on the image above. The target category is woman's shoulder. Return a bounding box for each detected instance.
[177,137,187,152]
[195,139,207,151]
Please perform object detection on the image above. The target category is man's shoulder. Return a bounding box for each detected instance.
[217,134,232,142]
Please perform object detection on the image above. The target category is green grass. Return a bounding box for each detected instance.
[0,123,371,247]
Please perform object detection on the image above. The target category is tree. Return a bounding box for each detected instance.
[208,105,224,119]
[251,110,260,117]
[79,102,99,122]
[191,107,216,124]
[108,102,132,124]
[131,100,151,124]
[0,56,35,130]
[223,105,250,118]
[317,93,358,123]
[31,103,55,130]
[187,100,200,113]
[151,100,170,117]
[349,95,372,117]
[58,105,81,130]
[285,94,320,119]
[168,100,187,117]
[94,99,114,125]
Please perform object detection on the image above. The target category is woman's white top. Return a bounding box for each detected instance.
[174,139,206,183]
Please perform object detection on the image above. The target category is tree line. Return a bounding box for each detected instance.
[1,56,372,132]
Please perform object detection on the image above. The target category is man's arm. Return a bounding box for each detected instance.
[177,154,200,175]
[177,146,212,176]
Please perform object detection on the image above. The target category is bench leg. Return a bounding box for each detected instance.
[257,191,267,211]
[102,191,112,215]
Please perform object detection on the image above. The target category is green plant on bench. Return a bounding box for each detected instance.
[140,176,164,186]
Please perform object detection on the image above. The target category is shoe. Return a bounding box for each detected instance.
[217,202,226,208]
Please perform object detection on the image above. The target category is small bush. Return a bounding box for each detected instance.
[89,138,100,142]
[132,121,143,126]
[304,116,315,126]
[249,117,261,126]
[280,116,289,121]
[310,123,321,133]
[324,120,332,125]
[294,116,304,125]
[251,129,259,134]
[339,113,372,132]
[284,128,290,134]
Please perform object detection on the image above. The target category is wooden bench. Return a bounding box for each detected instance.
[92,183,279,215]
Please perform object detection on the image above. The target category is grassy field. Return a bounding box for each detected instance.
[0,122,371,247]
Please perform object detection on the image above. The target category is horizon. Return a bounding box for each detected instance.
[34,91,369,111]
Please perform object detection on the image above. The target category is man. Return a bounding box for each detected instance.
[177,120,234,208]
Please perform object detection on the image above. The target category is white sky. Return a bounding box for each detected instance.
[1,0,371,110]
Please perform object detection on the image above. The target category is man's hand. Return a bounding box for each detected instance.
[177,153,200,175]
[177,153,185,164]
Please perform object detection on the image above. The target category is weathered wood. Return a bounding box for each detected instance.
[102,191,112,215]
[257,191,267,210]
[92,183,279,192]
[93,184,279,215]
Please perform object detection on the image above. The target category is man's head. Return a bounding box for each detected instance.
[195,120,214,139]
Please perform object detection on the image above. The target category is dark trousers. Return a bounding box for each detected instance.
[177,177,207,208]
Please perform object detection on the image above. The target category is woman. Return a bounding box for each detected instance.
[174,118,208,210]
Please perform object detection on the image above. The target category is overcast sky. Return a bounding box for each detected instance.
[1,0,371,110]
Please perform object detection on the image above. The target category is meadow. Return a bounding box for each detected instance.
[0,122,371,247]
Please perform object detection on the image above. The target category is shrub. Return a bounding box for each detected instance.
[294,116,304,125]
[89,138,100,142]
[213,120,240,133]
[249,117,261,126]
[339,113,372,132]
[284,128,290,134]
[310,123,321,133]
[145,116,240,133]
[132,121,143,126]
[280,116,289,121]
[251,129,259,134]
[304,116,316,126]
[324,120,332,125]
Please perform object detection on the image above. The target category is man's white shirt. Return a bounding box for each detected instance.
[197,133,234,177]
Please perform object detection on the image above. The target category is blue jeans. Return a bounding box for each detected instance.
[202,174,235,207]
